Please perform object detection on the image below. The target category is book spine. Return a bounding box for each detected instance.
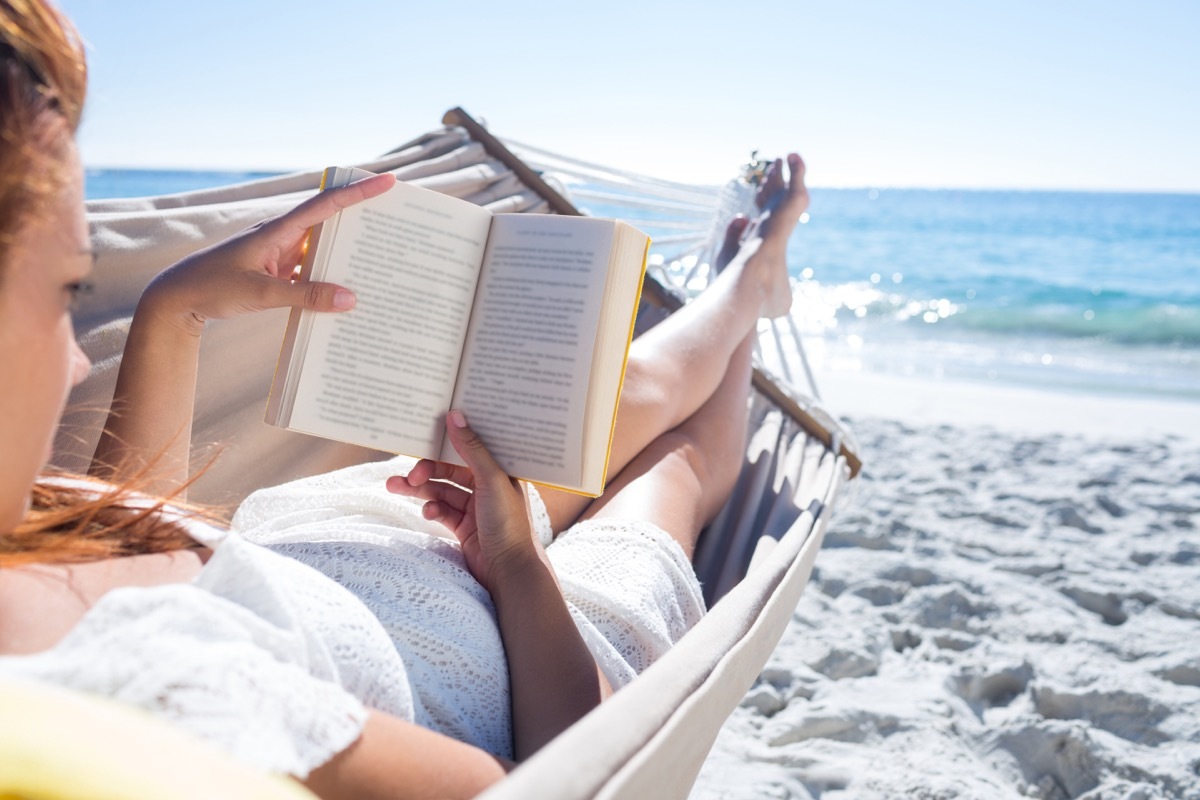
[594,234,650,495]
[264,167,354,426]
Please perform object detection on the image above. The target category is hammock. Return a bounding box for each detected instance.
[14,108,860,798]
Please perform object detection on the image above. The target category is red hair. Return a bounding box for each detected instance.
[3,469,213,567]
[0,0,86,262]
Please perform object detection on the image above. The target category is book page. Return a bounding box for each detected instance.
[288,184,493,456]
[447,215,614,486]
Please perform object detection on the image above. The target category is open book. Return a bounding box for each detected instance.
[266,168,649,496]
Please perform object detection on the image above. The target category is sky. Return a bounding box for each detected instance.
[59,0,1199,191]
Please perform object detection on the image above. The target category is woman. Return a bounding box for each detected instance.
[0,1,809,797]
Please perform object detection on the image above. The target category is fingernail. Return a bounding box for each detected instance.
[333,289,356,310]
[449,409,467,428]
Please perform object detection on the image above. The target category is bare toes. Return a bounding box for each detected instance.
[786,153,808,209]
[788,153,806,189]
[757,158,785,210]
[715,215,750,272]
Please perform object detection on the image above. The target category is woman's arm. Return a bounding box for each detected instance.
[487,539,614,757]
[89,173,396,496]
[304,710,513,800]
[88,286,203,497]
[388,411,612,759]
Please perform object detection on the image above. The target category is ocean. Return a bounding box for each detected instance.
[85,169,1200,403]
[791,188,1200,402]
[85,168,285,201]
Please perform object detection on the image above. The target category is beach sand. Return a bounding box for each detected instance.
[693,372,1200,799]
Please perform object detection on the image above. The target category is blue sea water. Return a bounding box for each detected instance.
[85,167,284,200]
[86,169,1200,403]
[789,188,1200,401]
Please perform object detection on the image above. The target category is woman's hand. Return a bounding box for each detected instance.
[139,171,396,336]
[88,171,395,492]
[389,412,612,758]
[386,410,543,594]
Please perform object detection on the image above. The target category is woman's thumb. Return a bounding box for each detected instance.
[301,281,356,312]
[445,410,502,480]
[272,278,356,312]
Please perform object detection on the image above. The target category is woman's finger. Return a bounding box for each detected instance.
[399,457,476,491]
[397,459,435,487]
[420,499,464,530]
[286,279,357,312]
[227,272,356,315]
[274,172,397,239]
[386,474,471,517]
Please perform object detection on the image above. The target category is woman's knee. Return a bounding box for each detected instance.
[650,430,714,489]
[589,433,705,520]
[636,429,735,524]
[587,428,737,559]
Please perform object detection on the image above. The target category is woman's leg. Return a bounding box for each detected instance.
[572,331,755,558]
[539,154,808,533]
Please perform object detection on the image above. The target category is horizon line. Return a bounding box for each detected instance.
[82,164,1200,198]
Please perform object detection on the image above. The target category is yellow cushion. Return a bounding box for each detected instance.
[0,677,318,799]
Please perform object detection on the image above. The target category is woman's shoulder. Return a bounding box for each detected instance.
[1,473,234,656]
[0,544,384,779]
[0,546,210,656]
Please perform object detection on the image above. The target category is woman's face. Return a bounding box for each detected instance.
[0,135,92,533]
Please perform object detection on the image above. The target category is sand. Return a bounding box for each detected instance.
[692,372,1200,799]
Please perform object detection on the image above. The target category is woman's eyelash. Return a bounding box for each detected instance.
[66,280,95,310]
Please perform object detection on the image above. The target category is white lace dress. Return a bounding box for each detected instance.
[0,457,705,777]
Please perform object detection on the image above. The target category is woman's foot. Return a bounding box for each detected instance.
[756,155,788,214]
[726,153,808,318]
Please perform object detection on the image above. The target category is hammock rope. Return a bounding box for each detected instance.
[504,135,823,404]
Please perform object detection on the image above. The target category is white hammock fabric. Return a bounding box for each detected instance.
[41,113,858,799]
